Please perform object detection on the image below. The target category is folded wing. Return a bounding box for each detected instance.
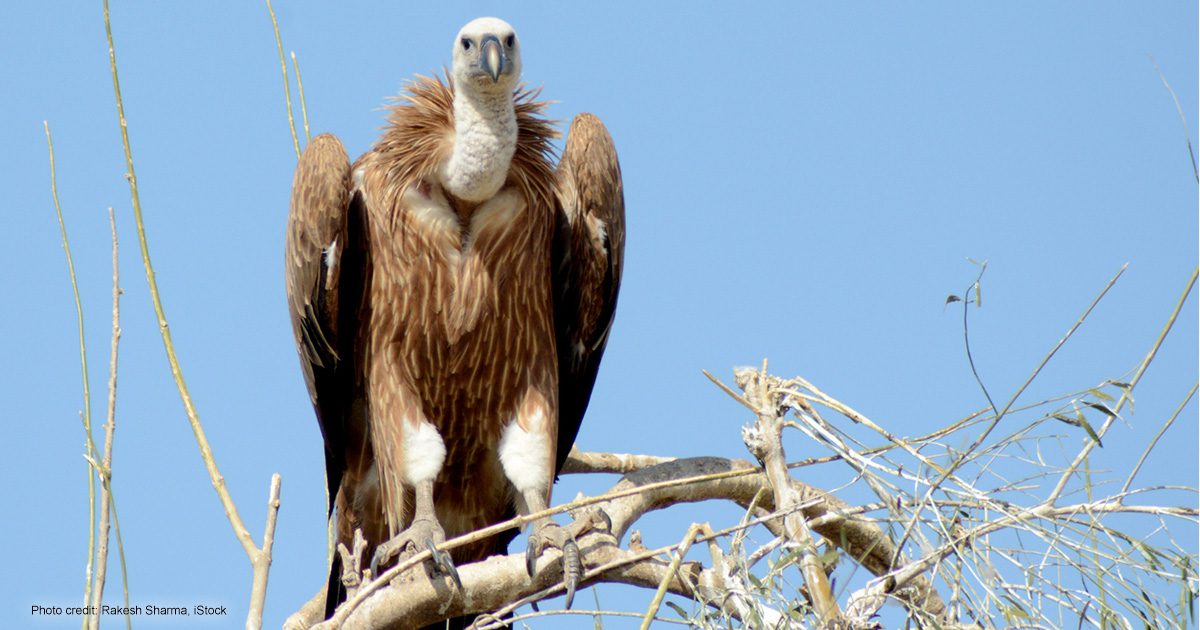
[552,113,625,474]
[285,134,370,514]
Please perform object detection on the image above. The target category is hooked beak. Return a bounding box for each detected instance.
[480,34,504,82]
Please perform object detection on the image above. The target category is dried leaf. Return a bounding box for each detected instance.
[665,601,688,619]
[1053,413,1080,427]
[1080,417,1103,447]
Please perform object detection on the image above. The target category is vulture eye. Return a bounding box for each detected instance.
[505,34,515,48]
[461,38,472,51]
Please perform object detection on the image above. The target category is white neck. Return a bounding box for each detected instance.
[441,87,517,203]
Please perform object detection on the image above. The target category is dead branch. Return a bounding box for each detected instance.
[247,473,283,630]
[562,448,676,474]
[292,452,949,629]
[737,363,842,625]
[88,208,122,630]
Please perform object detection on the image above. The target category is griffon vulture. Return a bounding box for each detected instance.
[285,16,625,623]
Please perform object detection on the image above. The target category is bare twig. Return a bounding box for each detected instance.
[1120,383,1197,497]
[291,51,310,143]
[247,474,283,630]
[1048,266,1197,503]
[960,261,999,417]
[736,363,842,625]
[88,208,123,630]
[968,264,1126,459]
[105,5,285,623]
[1149,55,1199,181]
[107,487,132,630]
[639,523,702,629]
[895,264,1127,564]
[266,0,300,158]
[104,0,259,562]
[44,121,101,630]
[859,497,1197,605]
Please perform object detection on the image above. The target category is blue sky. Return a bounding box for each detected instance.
[2,2,1196,628]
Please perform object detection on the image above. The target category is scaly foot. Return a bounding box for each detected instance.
[370,516,462,589]
[524,508,611,608]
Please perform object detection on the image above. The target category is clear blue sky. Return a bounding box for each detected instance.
[3,2,1196,628]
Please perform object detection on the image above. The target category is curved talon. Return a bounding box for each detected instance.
[525,536,538,577]
[425,538,463,589]
[526,522,586,608]
[369,542,396,577]
[595,509,612,533]
[562,537,581,609]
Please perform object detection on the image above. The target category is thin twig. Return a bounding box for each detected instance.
[639,523,702,630]
[895,264,1127,565]
[291,51,310,143]
[1149,55,1199,181]
[107,485,132,630]
[961,262,999,417]
[1047,266,1197,503]
[266,0,300,159]
[89,208,123,630]
[964,264,1126,477]
[1120,383,1197,497]
[44,121,100,630]
[870,497,1196,601]
[247,474,283,630]
[104,0,259,561]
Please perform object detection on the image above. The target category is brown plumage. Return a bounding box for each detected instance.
[285,24,624,624]
[353,75,560,552]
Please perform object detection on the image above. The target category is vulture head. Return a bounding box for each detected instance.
[452,17,522,93]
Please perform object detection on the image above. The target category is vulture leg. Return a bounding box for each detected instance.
[369,480,462,589]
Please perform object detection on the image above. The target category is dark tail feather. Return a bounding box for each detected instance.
[324,553,346,620]
[421,615,478,630]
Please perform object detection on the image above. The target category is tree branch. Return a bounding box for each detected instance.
[294,454,949,629]
[88,208,123,630]
[736,362,842,625]
[247,473,283,630]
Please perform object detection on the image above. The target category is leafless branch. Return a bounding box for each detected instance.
[247,474,283,630]
[104,6,286,626]
[293,451,950,629]
[562,448,676,475]
[88,208,123,630]
[736,362,841,625]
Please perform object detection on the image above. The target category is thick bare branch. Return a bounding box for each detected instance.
[736,364,842,625]
[296,454,948,628]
